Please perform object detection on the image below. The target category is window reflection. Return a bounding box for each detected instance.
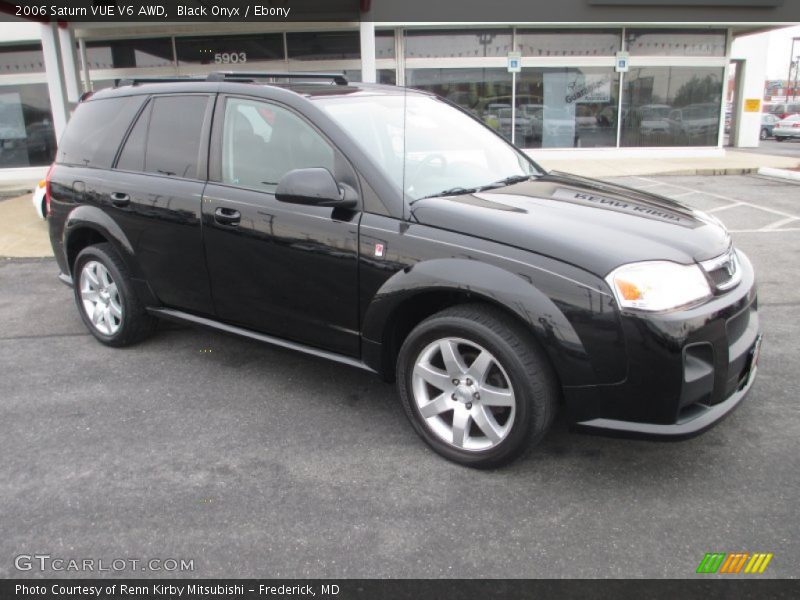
[621,67,723,147]
[0,84,56,168]
[516,68,619,148]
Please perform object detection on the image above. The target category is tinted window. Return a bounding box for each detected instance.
[144,95,208,178]
[57,96,146,168]
[116,101,151,172]
[221,97,334,192]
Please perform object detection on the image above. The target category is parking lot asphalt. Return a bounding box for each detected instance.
[1,174,798,579]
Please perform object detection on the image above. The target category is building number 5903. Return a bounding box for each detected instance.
[215,52,247,64]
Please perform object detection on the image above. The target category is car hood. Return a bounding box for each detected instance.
[410,171,731,277]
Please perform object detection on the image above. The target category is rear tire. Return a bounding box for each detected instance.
[775,136,785,142]
[396,304,557,468]
[73,243,157,347]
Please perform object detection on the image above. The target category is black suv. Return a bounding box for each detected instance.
[48,72,761,467]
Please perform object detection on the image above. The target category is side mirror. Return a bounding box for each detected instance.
[275,168,356,208]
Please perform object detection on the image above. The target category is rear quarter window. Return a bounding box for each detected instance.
[56,96,146,168]
[116,94,209,179]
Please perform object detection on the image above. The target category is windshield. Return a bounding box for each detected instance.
[316,93,540,201]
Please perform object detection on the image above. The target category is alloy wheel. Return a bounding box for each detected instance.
[79,260,123,336]
[411,337,516,451]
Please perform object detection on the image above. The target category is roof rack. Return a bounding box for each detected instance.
[115,76,205,87]
[206,71,349,86]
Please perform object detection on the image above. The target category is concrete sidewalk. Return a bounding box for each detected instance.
[535,149,800,178]
[0,194,52,258]
[1,149,798,259]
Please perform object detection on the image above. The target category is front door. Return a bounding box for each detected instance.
[201,95,362,357]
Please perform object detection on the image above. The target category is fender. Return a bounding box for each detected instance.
[63,204,142,280]
[361,258,612,388]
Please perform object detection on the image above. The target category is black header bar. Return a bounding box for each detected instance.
[3,0,800,23]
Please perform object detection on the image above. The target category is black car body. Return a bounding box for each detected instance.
[48,74,761,467]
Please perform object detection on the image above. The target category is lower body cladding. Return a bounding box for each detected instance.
[565,254,761,439]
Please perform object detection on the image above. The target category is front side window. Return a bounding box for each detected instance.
[316,94,538,201]
[221,97,334,192]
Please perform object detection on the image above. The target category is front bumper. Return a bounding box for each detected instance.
[565,250,761,439]
[575,334,760,439]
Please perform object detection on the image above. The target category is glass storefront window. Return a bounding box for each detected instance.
[621,67,723,147]
[85,38,174,69]
[0,84,56,167]
[625,29,726,57]
[176,34,283,65]
[516,30,621,57]
[408,67,618,148]
[517,68,619,148]
[376,30,395,60]
[405,29,513,58]
[406,68,514,139]
[287,31,360,60]
[0,44,45,74]
[378,69,396,85]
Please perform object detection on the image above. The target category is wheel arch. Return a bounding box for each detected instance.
[63,205,139,278]
[361,258,597,388]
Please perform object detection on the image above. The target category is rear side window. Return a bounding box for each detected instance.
[116,95,209,179]
[57,96,146,168]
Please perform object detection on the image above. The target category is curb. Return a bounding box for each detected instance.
[757,166,800,183]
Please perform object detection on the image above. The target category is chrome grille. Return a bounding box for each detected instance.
[701,249,741,292]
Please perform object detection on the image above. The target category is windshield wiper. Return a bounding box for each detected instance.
[412,175,537,203]
[477,174,535,191]
[413,187,479,202]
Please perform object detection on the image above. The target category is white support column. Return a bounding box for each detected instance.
[40,22,69,141]
[730,32,770,148]
[79,38,92,93]
[58,26,81,103]
[360,20,376,83]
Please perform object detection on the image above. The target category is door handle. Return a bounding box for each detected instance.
[109,192,130,207]
[214,207,241,226]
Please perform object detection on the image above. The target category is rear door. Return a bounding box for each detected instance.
[110,93,216,315]
[201,95,362,356]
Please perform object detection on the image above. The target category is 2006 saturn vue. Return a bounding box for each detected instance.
[47,73,761,467]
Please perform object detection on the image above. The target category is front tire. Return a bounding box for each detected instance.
[73,243,157,347]
[396,304,557,468]
[760,128,768,140]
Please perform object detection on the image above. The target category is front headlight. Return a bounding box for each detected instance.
[606,261,712,312]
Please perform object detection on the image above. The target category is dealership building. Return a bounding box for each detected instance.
[0,9,786,184]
